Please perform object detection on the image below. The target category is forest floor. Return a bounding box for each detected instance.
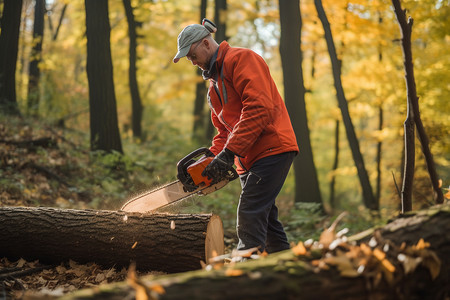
[0,114,392,298]
[0,116,167,298]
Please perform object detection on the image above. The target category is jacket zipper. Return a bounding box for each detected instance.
[213,83,233,132]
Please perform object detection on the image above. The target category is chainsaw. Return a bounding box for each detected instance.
[120,147,238,212]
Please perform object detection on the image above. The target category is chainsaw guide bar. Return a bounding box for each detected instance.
[120,147,238,213]
[120,179,230,213]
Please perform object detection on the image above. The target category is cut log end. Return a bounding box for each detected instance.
[205,215,225,263]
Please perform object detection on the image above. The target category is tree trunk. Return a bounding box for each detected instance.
[27,0,45,116]
[123,0,143,139]
[391,0,444,208]
[64,204,450,300]
[85,0,123,153]
[314,0,377,210]
[0,207,224,274]
[192,0,208,144]
[375,105,383,205]
[204,0,228,141]
[279,0,323,205]
[330,120,340,210]
[0,0,22,116]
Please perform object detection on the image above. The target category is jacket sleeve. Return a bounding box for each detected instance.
[224,51,274,156]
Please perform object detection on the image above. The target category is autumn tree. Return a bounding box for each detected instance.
[205,0,228,141]
[0,0,22,116]
[391,0,444,212]
[314,0,377,210]
[192,0,208,144]
[27,0,45,116]
[85,0,123,153]
[279,0,322,204]
[123,0,143,139]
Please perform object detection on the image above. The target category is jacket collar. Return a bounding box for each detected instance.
[202,41,230,81]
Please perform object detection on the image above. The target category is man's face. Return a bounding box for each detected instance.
[186,39,210,71]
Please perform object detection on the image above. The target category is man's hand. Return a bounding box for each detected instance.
[202,148,235,183]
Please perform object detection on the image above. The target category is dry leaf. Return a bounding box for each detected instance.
[292,241,307,256]
[360,243,372,256]
[422,250,441,280]
[127,265,149,300]
[95,273,106,283]
[16,258,26,268]
[373,248,386,261]
[149,284,165,295]
[319,229,335,249]
[225,268,244,277]
[324,251,359,277]
[413,239,430,250]
[381,258,395,273]
[445,189,450,200]
[398,253,422,274]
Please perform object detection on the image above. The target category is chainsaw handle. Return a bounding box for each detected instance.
[177,147,214,191]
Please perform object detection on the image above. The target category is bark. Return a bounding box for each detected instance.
[192,0,208,144]
[0,0,22,115]
[205,0,228,141]
[376,105,383,206]
[85,0,123,153]
[0,207,224,274]
[123,0,143,139]
[51,3,67,41]
[314,0,377,210]
[27,0,45,115]
[330,120,340,210]
[279,0,323,204]
[391,0,444,208]
[375,12,383,207]
[64,204,450,300]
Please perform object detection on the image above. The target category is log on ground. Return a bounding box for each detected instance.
[65,204,450,300]
[0,207,224,273]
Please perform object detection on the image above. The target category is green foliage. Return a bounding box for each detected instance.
[282,202,327,242]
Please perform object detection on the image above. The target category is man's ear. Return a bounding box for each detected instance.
[202,38,210,49]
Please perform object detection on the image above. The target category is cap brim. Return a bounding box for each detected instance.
[173,45,190,63]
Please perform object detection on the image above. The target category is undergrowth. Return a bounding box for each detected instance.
[0,113,382,246]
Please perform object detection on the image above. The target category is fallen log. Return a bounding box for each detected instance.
[0,207,224,273]
[64,204,450,300]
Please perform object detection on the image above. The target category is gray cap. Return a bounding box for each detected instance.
[173,24,210,63]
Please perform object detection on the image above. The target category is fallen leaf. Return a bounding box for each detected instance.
[413,239,430,250]
[422,250,441,280]
[292,241,307,256]
[225,268,243,277]
[398,253,422,274]
[373,248,386,261]
[16,258,26,268]
[95,273,106,283]
[381,258,395,273]
[149,284,165,295]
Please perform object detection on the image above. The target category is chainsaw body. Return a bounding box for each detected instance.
[177,147,238,193]
[120,147,238,212]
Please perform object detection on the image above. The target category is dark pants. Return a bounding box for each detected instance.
[236,151,295,253]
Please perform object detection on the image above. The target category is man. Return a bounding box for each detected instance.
[173,20,299,254]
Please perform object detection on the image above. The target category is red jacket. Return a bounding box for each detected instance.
[207,42,299,174]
